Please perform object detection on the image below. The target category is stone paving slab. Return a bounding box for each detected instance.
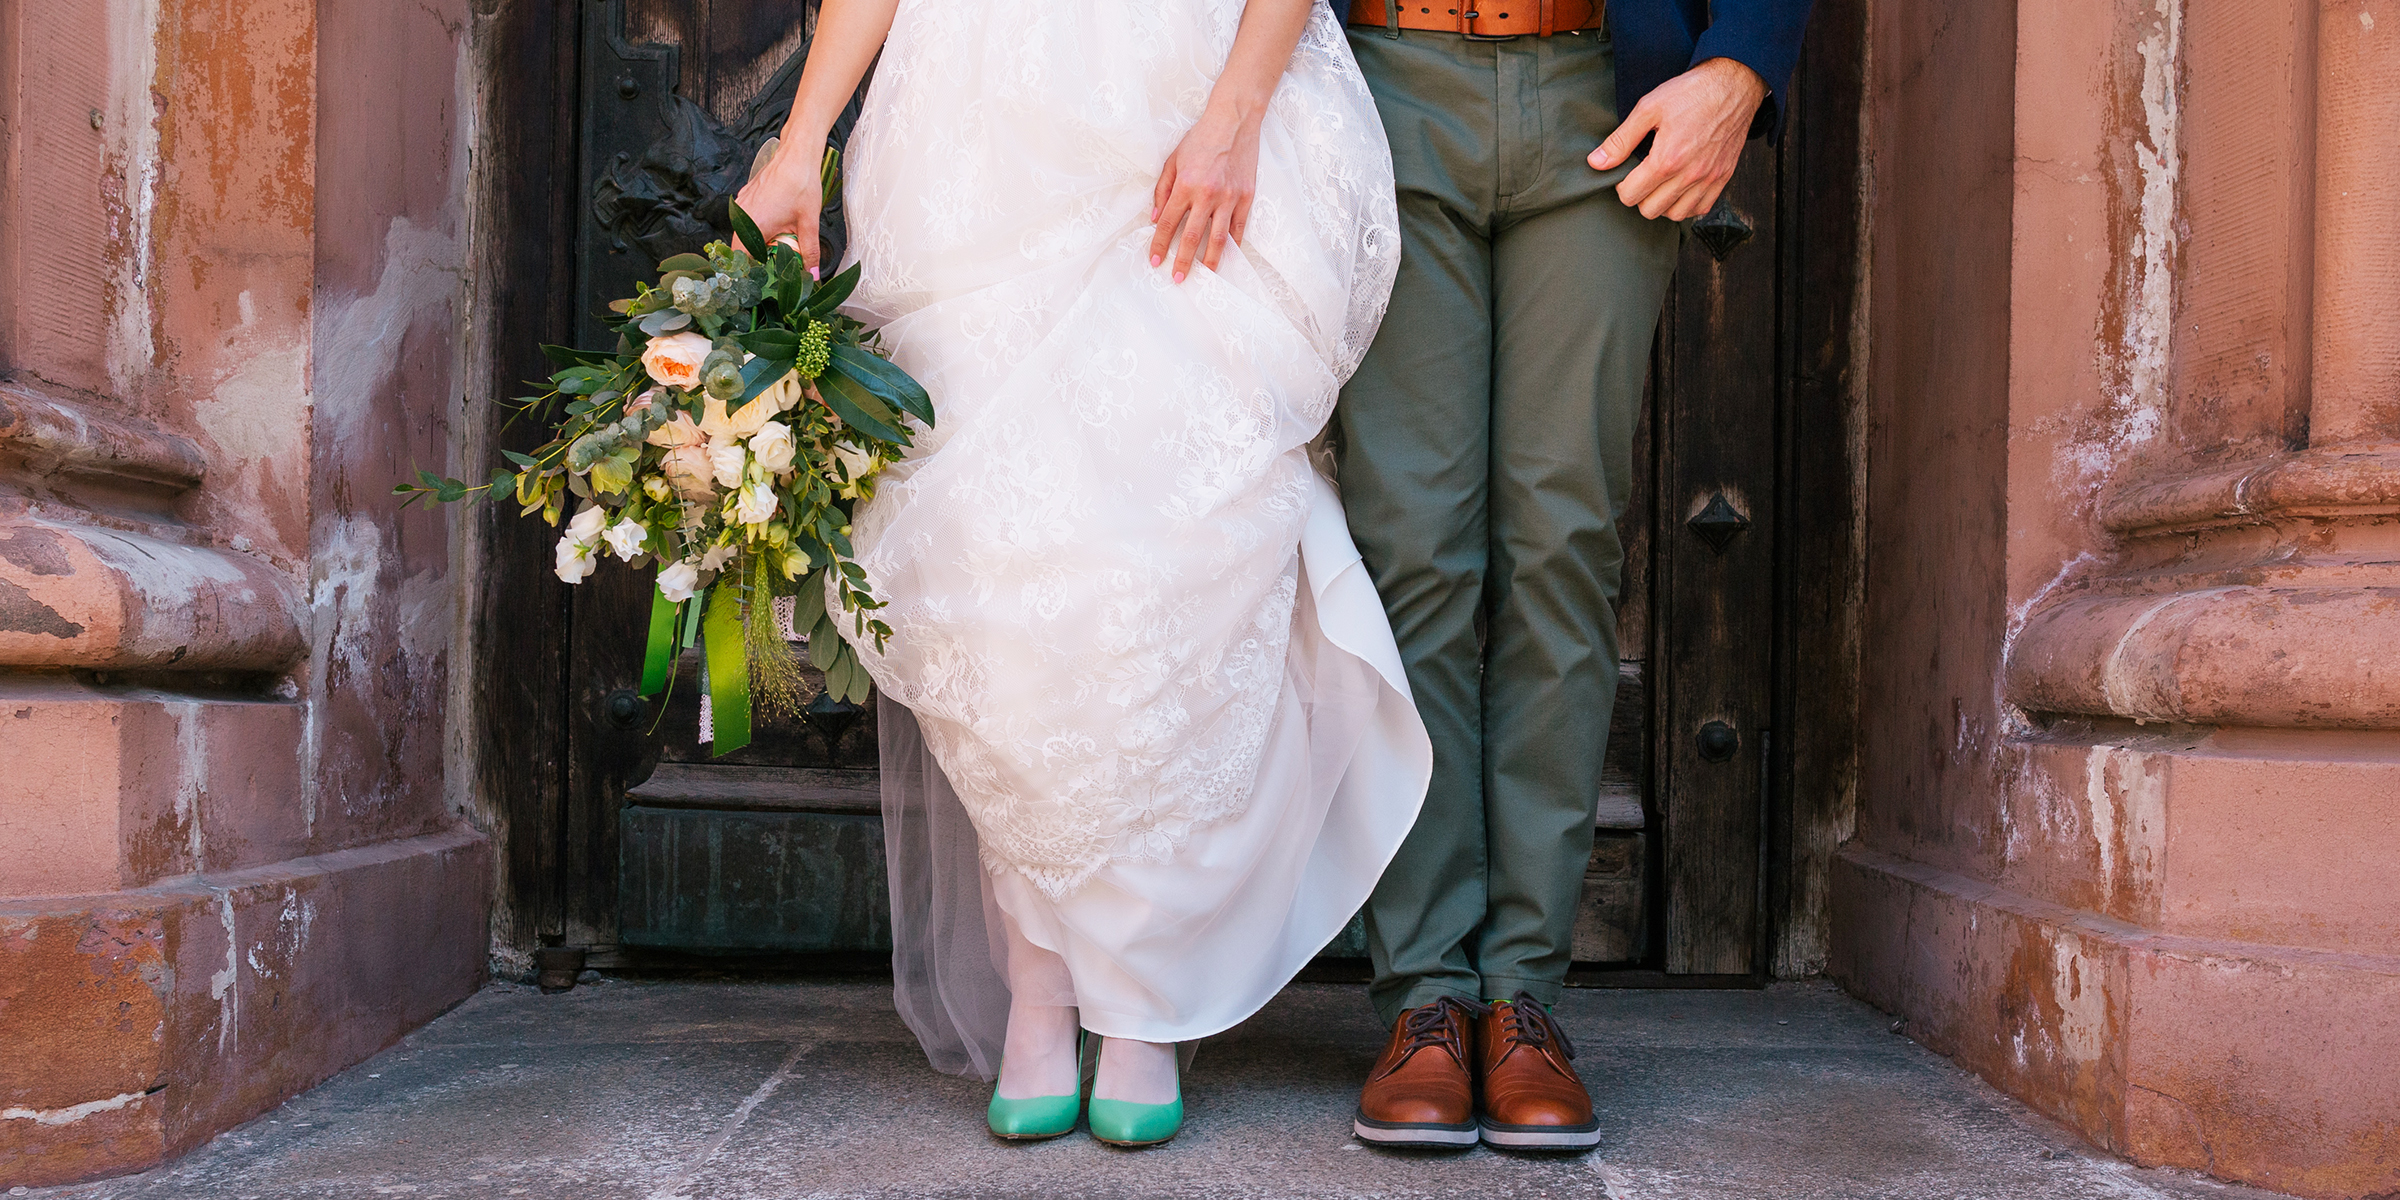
[23,979,2289,1200]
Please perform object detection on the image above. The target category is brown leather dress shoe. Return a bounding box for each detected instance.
[1476,991,1603,1150]
[1353,996,1488,1148]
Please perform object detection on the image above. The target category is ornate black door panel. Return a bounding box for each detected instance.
[564,0,885,959]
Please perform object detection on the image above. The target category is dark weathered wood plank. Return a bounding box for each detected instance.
[1769,0,1869,979]
[476,0,583,962]
[1659,139,1783,976]
[628,762,881,812]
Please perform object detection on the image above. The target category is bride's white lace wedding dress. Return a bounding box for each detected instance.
[843,0,1428,1066]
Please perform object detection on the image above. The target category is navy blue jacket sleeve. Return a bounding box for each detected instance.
[1692,0,1817,141]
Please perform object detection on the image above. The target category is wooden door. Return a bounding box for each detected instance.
[514,0,1853,974]
[561,0,888,962]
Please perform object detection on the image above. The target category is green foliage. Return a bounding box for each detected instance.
[395,183,928,727]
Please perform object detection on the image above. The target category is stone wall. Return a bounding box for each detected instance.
[1834,2,2400,1196]
[0,0,490,1186]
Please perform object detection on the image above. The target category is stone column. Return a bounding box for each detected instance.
[2311,0,2400,447]
[0,1,491,1187]
[1835,1,2400,1196]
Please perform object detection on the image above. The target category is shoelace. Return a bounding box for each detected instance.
[1498,989,1577,1061]
[1394,995,1492,1067]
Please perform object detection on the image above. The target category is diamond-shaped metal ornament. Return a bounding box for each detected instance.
[1691,198,1755,263]
[1686,491,1751,554]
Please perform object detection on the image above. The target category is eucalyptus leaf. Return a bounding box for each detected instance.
[658,252,712,274]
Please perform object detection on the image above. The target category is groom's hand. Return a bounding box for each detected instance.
[1588,57,1769,223]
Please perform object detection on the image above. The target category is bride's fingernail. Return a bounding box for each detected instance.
[1151,254,1163,269]
[1173,270,1186,284]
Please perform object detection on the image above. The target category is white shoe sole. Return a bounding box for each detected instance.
[1353,1118,1481,1149]
[1480,1122,1604,1150]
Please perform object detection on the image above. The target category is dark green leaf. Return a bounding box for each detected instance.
[501,449,541,469]
[816,368,911,445]
[735,328,806,360]
[829,345,934,426]
[487,467,516,497]
[727,355,790,415]
[801,263,862,318]
[729,202,771,261]
[540,344,619,369]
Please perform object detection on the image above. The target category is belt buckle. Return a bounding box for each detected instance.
[1456,8,1519,39]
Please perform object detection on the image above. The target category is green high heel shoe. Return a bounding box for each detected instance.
[1087,1092,1183,1147]
[1087,1040,1183,1148]
[987,1031,1085,1141]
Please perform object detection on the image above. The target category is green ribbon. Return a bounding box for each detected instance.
[640,589,680,697]
[703,580,752,755]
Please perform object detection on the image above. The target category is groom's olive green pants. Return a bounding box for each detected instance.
[1337,28,1681,1023]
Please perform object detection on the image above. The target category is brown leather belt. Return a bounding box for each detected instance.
[1346,0,1603,39]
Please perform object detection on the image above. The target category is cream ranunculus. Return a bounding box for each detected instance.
[645,410,703,448]
[660,444,718,502]
[655,559,702,603]
[699,389,775,441]
[707,439,748,489]
[733,479,779,526]
[749,422,796,474]
[640,331,713,391]
[602,516,648,562]
[566,505,608,542]
[554,533,599,584]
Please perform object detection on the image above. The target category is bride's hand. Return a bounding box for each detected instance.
[734,142,826,277]
[1150,108,1262,284]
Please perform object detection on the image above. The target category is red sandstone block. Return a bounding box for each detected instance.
[1972,735,2397,955]
[1834,845,2400,1199]
[0,689,313,898]
[0,830,491,1189]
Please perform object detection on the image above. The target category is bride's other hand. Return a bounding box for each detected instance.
[735,144,825,276]
[1150,0,1314,284]
[1151,110,1261,285]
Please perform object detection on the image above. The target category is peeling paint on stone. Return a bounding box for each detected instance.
[103,0,164,394]
[1,1091,152,1128]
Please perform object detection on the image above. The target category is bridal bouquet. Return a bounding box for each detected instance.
[400,190,929,755]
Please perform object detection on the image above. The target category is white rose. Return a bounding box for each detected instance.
[602,516,648,562]
[640,331,713,391]
[660,444,717,502]
[699,390,774,441]
[749,422,796,474]
[656,560,702,603]
[830,442,883,497]
[756,368,806,415]
[645,410,703,448]
[733,479,779,526]
[707,439,748,489]
[554,534,599,584]
[566,505,608,542]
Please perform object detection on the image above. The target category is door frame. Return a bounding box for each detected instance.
[467,0,1870,980]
